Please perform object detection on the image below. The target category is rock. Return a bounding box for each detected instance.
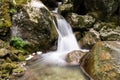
[66,50,86,65]
[11,0,57,52]
[12,67,25,77]
[84,0,118,17]
[79,29,101,49]
[1,62,17,70]
[94,22,120,41]
[66,13,95,30]
[0,48,9,58]
[0,0,11,40]
[0,39,5,48]
[58,3,73,17]
[81,41,120,80]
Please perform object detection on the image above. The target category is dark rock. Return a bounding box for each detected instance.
[81,41,120,80]
[84,0,118,17]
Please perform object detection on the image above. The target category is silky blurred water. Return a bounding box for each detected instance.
[18,59,90,80]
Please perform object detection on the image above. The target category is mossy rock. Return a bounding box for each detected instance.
[81,41,120,80]
[94,22,120,41]
[0,0,11,40]
[66,13,96,30]
[1,62,17,70]
[12,67,25,77]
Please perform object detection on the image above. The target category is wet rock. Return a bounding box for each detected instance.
[66,13,95,30]
[84,0,118,17]
[66,50,86,65]
[81,41,120,80]
[11,0,57,52]
[94,22,120,41]
[79,29,101,49]
[58,3,73,17]
[0,48,10,58]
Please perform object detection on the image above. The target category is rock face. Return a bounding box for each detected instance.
[66,13,95,30]
[94,22,120,41]
[81,41,120,80]
[84,0,118,16]
[11,0,57,52]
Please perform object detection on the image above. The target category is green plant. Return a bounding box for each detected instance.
[9,8,16,14]
[10,36,27,50]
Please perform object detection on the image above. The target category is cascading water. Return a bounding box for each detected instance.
[57,16,80,52]
[40,15,80,66]
[17,1,91,80]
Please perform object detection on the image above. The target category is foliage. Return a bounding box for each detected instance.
[10,36,28,50]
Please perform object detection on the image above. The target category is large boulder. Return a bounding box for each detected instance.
[66,13,95,30]
[11,0,58,52]
[94,22,120,41]
[81,41,120,80]
[84,0,118,17]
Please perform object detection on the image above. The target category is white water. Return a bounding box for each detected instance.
[41,15,80,66]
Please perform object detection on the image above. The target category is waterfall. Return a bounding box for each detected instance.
[56,16,80,52]
[40,15,80,66]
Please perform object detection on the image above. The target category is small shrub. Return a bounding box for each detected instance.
[10,36,28,50]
